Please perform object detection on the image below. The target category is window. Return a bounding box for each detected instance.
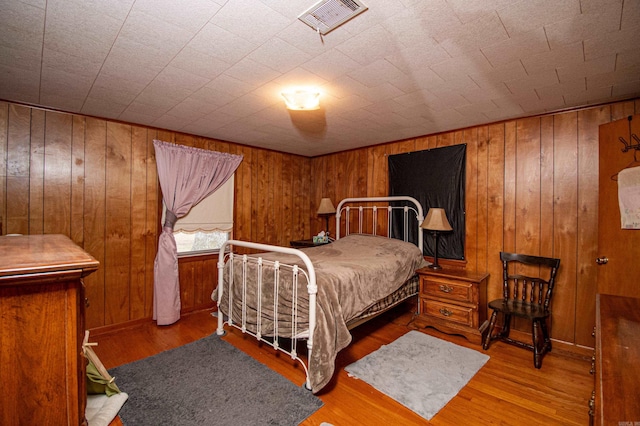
[388,145,466,260]
[162,176,234,255]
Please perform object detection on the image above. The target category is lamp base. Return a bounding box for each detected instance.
[428,263,442,270]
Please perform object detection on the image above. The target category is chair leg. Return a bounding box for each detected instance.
[500,313,512,339]
[483,310,498,350]
[540,319,552,353]
[532,320,542,369]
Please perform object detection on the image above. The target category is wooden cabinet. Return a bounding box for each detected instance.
[411,267,489,344]
[592,294,640,426]
[0,234,99,425]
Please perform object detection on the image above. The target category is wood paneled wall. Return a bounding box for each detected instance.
[0,102,312,329]
[311,99,640,348]
[2,98,639,348]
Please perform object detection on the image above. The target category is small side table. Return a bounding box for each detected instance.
[411,267,489,345]
[290,239,330,248]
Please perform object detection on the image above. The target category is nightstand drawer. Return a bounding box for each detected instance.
[421,276,473,303]
[421,298,474,327]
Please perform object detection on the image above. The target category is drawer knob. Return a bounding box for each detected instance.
[439,284,453,293]
[439,308,453,317]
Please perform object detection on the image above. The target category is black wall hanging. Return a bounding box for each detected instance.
[388,144,466,260]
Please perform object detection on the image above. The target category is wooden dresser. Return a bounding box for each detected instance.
[0,234,99,425]
[592,294,640,426]
[411,267,489,344]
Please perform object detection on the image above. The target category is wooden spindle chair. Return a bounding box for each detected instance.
[482,252,561,368]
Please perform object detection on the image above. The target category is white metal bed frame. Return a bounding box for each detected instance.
[216,196,424,390]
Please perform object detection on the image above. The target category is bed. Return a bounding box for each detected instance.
[214,196,427,393]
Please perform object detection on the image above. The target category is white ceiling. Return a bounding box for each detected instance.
[1,0,639,157]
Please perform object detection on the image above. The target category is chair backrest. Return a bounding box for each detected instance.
[500,252,561,311]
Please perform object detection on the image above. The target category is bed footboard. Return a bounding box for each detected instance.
[216,240,317,390]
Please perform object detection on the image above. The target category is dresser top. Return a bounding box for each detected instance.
[0,234,99,278]
[416,266,489,283]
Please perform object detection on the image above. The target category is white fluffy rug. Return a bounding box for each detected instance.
[345,331,489,420]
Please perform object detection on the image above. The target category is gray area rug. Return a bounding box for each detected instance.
[109,334,323,425]
[345,330,489,420]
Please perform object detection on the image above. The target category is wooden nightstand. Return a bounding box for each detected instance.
[290,239,330,248]
[411,267,489,345]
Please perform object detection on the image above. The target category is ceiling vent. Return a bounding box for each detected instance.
[298,0,368,35]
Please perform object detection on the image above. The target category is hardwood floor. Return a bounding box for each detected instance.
[90,301,592,425]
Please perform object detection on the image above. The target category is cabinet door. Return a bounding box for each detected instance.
[0,281,82,425]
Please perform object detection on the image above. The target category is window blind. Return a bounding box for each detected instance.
[162,176,234,233]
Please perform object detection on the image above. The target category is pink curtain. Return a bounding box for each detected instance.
[153,140,243,325]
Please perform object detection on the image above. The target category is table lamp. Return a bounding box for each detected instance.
[421,208,452,270]
[317,198,336,236]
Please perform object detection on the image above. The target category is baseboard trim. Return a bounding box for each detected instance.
[500,328,594,359]
[88,304,216,338]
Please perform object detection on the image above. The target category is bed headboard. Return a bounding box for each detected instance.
[335,196,424,252]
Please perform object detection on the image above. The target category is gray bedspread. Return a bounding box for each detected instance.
[215,234,425,392]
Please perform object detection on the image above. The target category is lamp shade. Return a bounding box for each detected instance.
[281,89,321,110]
[317,198,336,215]
[421,208,452,231]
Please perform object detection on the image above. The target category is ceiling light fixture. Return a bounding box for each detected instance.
[281,88,321,111]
